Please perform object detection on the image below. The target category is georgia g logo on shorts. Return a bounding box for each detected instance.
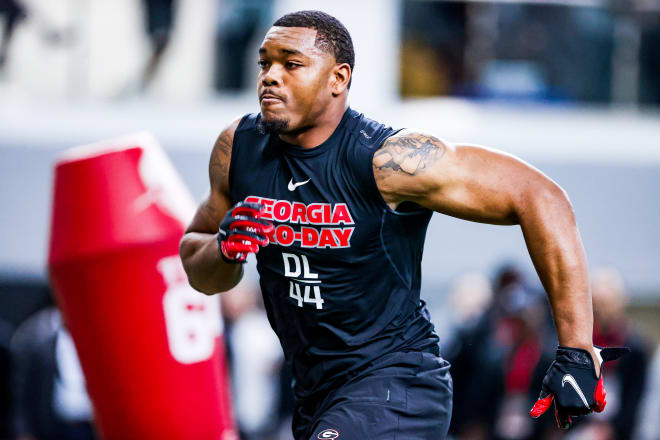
[317,428,340,439]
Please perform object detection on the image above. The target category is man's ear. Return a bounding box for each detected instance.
[331,63,351,96]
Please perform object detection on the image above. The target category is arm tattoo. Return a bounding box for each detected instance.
[373,132,446,175]
[209,128,233,192]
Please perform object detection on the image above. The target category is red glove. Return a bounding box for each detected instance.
[530,345,630,429]
[217,201,273,263]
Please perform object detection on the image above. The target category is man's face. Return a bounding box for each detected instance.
[257,27,337,133]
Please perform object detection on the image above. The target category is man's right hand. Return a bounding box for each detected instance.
[217,201,274,263]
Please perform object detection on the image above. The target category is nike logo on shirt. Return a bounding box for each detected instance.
[288,178,310,191]
[562,374,590,408]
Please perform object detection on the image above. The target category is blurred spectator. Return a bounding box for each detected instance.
[0,278,54,439]
[442,270,500,439]
[0,317,12,438]
[442,270,499,439]
[10,306,96,440]
[140,0,176,92]
[213,0,273,91]
[491,266,555,440]
[636,345,660,440]
[447,272,493,330]
[588,267,651,439]
[0,0,26,77]
[221,282,287,440]
[444,264,558,440]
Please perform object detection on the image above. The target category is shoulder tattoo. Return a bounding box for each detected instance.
[373,132,446,176]
[209,128,233,191]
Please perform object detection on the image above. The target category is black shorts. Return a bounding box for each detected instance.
[292,351,453,440]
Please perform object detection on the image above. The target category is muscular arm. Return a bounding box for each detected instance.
[374,130,599,374]
[179,117,243,294]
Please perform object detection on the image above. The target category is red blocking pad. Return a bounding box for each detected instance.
[48,132,236,440]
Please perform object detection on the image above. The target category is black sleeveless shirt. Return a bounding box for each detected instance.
[229,108,439,399]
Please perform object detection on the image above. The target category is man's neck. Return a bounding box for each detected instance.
[279,102,349,149]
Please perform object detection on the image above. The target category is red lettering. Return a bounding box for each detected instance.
[275,225,294,246]
[273,200,292,222]
[333,228,354,248]
[323,204,332,223]
[331,204,354,225]
[290,202,307,224]
[307,204,324,224]
[318,229,338,248]
[265,226,276,244]
[260,198,275,220]
[241,201,354,250]
[301,227,319,247]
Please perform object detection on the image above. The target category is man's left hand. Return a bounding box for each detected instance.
[530,345,631,429]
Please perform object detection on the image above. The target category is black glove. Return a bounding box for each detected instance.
[217,201,273,263]
[530,345,630,429]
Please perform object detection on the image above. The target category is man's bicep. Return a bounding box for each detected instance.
[419,144,526,225]
[374,131,553,225]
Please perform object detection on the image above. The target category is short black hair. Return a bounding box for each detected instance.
[273,10,354,88]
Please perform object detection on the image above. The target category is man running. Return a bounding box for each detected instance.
[180,10,627,439]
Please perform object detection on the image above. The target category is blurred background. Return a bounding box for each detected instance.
[0,0,659,439]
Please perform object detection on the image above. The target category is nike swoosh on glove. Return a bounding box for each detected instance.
[530,345,630,429]
[217,201,274,263]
